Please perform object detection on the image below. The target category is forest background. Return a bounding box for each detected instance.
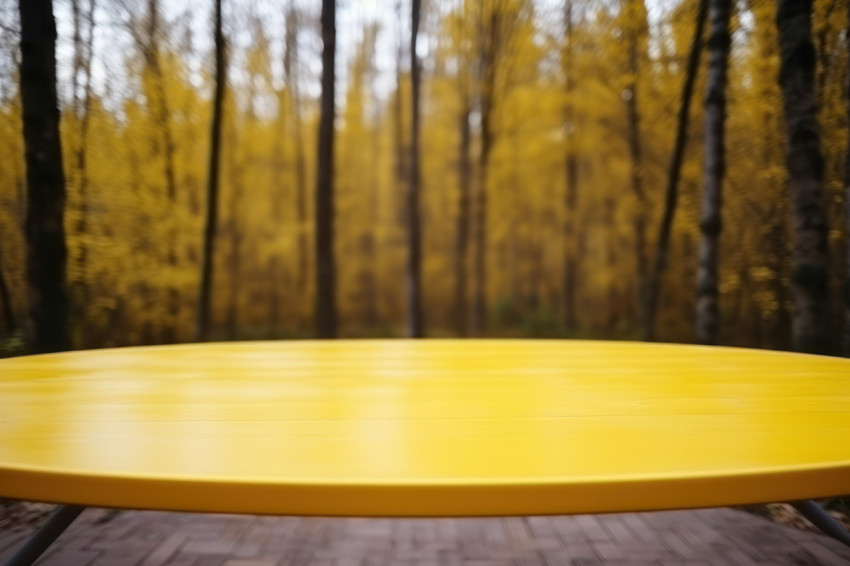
[1,0,848,354]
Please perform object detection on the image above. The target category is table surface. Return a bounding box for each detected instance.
[1,339,849,517]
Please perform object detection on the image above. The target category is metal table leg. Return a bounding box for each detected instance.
[792,500,850,547]
[4,505,86,566]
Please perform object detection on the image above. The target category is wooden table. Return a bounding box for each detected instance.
[2,340,849,564]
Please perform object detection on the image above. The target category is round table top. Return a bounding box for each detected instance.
[1,339,849,517]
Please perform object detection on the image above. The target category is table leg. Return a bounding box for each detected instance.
[791,500,850,547]
[4,505,86,566]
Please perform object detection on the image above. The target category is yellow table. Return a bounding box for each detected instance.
[2,340,850,563]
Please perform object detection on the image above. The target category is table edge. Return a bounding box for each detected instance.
[3,462,849,517]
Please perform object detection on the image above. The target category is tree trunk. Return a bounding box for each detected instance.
[642,0,708,341]
[293,114,308,311]
[141,0,180,342]
[777,0,831,354]
[769,217,791,350]
[454,103,471,336]
[145,0,178,205]
[196,0,225,342]
[19,0,70,353]
[225,126,242,341]
[285,2,308,309]
[844,0,850,356]
[562,0,579,330]
[267,256,280,338]
[314,0,337,338]
[624,0,648,315]
[406,0,424,338]
[472,93,492,336]
[364,115,380,328]
[472,8,499,336]
[0,247,16,333]
[394,0,407,229]
[71,0,82,112]
[695,0,732,345]
[72,0,96,301]
[605,198,619,331]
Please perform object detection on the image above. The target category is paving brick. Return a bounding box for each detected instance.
[571,516,610,542]
[720,548,756,566]
[38,548,101,565]
[590,540,625,561]
[139,533,187,566]
[598,517,636,543]
[185,554,227,566]
[2,507,850,565]
[541,544,598,565]
[0,531,30,561]
[523,517,558,539]
[660,532,692,560]
[513,552,545,566]
[617,514,657,544]
[183,538,239,555]
[797,540,850,566]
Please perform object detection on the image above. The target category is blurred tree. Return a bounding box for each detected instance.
[394,0,408,229]
[844,0,850,356]
[407,0,424,337]
[777,0,830,354]
[133,0,181,342]
[643,0,708,341]
[1,0,846,350]
[621,0,649,310]
[444,3,473,336]
[315,0,337,338]
[223,63,246,339]
[338,24,379,329]
[562,0,578,330]
[471,0,530,335]
[454,95,472,336]
[284,1,308,312]
[0,246,16,332]
[695,0,732,345]
[196,0,225,342]
[68,0,95,304]
[19,0,69,352]
[723,0,789,350]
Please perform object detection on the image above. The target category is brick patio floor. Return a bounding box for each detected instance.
[1,507,849,565]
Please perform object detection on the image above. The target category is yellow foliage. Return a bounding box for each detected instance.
[0,0,846,349]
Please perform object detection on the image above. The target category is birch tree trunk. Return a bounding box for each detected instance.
[196,0,225,341]
[19,0,70,352]
[695,0,732,345]
[406,0,424,337]
[642,0,708,341]
[315,0,337,338]
[777,0,830,354]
